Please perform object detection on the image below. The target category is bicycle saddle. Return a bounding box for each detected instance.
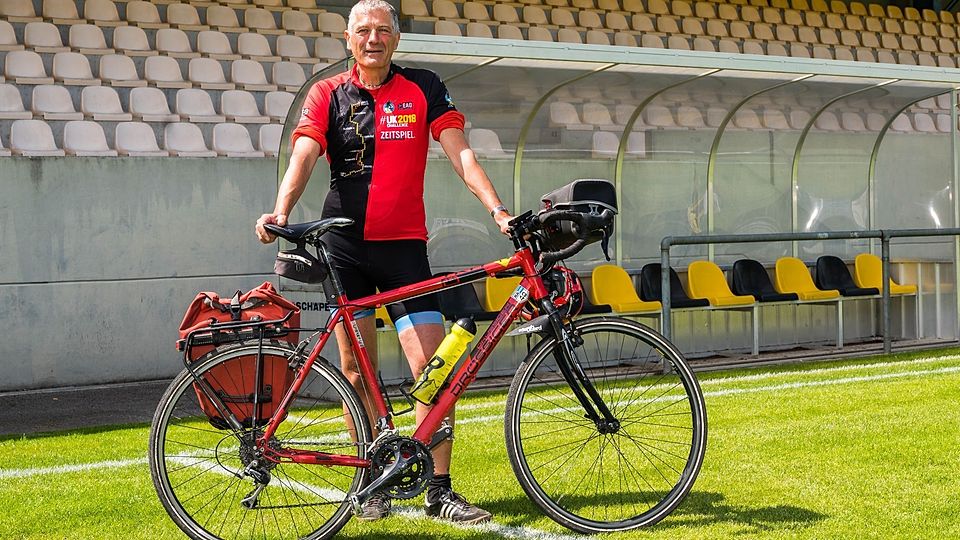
[265,217,354,243]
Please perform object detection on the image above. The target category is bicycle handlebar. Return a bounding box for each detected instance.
[534,208,616,268]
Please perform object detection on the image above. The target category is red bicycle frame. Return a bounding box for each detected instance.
[257,245,549,467]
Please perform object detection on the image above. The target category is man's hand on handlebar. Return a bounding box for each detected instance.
[256,213,288,244]
[495,211,514,235]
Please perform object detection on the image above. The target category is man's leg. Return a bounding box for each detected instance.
[395,313,491,524]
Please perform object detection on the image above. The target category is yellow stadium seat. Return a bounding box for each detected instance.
[853,254,918,295]
[686,261,755,307]
[774,257,840,300]
[375,305,393,327]
[590,265,661,313]
[483,276,522,312]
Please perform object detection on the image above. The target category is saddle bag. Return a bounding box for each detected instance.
[538,179,618,251]
[177,281,301,429]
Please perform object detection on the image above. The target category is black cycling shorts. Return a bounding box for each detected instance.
[324,232,441,322]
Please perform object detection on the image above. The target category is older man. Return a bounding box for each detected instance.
[256,0,510,524]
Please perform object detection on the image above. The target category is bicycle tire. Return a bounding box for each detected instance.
[149,341,371,540]
[504,317,706,533]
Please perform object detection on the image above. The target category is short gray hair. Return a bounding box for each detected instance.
[347,0,400,33]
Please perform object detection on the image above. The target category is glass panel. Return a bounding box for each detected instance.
[875,88,955,261]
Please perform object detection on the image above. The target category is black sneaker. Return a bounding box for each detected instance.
[425,489,492,524]
[355,492,391,521]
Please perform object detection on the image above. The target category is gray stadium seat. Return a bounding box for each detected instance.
[69,24,114,55]
[24,22,69,53]
[188,58,234,90]
[264,91,295,122]
[164,123,217,157]
[0,83,33,119]
[0,20,23,51]
[258,123,283,157]
[115,121,169,156]
[84,0,124,27]
[157,28,199,58]
[277,35,314,64]
[32,84,84,120]
[221,90,269,123]
[10,119,65,156]
[272,61,307,91]
[145,55,190,89]
[52,52,99,85]
[99,54,147,87]
[126,1,167,29]
[213,123,265,157]
[81,85,132,121]
[63,120,118,156]
[130,87,179,122]
[43,0,84,24]
[198,31,240,60]
[175,88,226,123]
[112,26,156,56]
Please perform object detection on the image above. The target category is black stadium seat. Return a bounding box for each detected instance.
[639,263,709,308]
[815,255,879,296]
[732,259,799,302]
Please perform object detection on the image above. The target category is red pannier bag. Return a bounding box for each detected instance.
[177,281,301,429]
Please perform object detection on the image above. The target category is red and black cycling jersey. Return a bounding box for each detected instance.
[291,63,465,241]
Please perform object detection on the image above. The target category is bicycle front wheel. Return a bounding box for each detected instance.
[149,341,371,540]
[505,317,706,533]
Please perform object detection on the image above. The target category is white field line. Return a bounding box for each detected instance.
[5,362,959,479]
[454,353,960,414]
[393,507,587,540]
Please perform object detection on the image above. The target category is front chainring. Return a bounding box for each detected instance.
[368,435,433,500]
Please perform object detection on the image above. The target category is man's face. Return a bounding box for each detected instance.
[345,9,400,71]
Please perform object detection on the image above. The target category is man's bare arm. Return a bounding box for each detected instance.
[255,136,323,243]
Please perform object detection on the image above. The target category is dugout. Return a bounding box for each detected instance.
[280,34,960,371]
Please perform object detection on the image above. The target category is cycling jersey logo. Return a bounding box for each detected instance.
[382,101,395,114]
[301,107,309,119]
[444,92,454,107]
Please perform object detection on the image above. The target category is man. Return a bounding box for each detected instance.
[255,0,512,525]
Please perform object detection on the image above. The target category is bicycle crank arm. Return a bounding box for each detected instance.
[428,423,453,450]
[349,450,422,514]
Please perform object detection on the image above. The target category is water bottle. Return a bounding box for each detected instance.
[409,318,477,405]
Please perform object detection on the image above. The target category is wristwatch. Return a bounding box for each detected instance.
[490,204,508,218]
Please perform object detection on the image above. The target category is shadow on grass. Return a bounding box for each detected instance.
[662,491,827,533]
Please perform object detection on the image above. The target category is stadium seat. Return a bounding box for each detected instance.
[466,22,494,38]
[482,276,521,312]
[144,55,190,88]
[493,4,521,24]
[164,123,217,157]
[282,10,319,36]
[52,52,99,85]
[0,20,23,51]
[166,3,208,31]
[32,84,84,120]
[0,83,33,119]
[272,61,307,92]
[549,101,592,130]
[69,25,114,55]
[687,261,756,307]
[84,0,124,26]
[287,0,324,13]
[198,31,240,60]
[221,90,269,123]
[157,28,199,58]
[99,54,146,87]
[264,91,295,122]
[1,0,41,22]
[258,123,283,157]
[639,263,710,308]
[244,7,283,34]
[774,257,840,300]
[112,26,156,56]
[468,128,509,158]
[63,120,118,156]
[558,28,583,43]
[614,33,639,47]
[0,135,11,156]
[232,59,277,91]
[732,259,799,302]
[9,119,65,156]
[316,12,347,34]
[815,255,879,296]
[464,1,491,21]
[207,6,244,33]
[435,20,463,36]
[130,86,179,122]
[81,86,132,121]
[497,24,524,40]
[528,26,555,42]
[277,35,314,64]
[589,265,661,313]
[213,123,265,157]
[591,131,618,159]
[24,22,69,53]
[315,37,348,62]
[189,58,234,90]
[238,33,280,62]
[43,0,84,24]
[175,88,226,123]
[853,254,918,295]
[126,1,166,29]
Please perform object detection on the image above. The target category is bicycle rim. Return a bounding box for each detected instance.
[149,342,370,540]
[505,317,707,533]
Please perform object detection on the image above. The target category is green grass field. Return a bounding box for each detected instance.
[2,348,959,540]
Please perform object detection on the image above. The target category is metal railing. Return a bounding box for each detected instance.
[659,228,960,354]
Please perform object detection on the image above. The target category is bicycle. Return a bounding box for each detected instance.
[149,206,707,539]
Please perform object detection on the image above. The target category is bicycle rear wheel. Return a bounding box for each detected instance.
[505,317,706,533]
[149,341,370,540]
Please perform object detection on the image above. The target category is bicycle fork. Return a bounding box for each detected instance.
[544,303,621,434]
